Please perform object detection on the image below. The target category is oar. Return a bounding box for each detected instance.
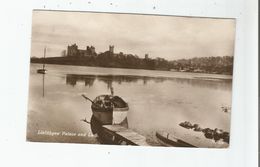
[80,118,90,124]
[81,94,101,108]
[81,94,94,103]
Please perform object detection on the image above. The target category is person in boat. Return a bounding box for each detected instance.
[93,95,113,110]
[103,95,113,108]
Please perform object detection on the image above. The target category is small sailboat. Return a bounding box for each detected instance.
[37,47,47,74]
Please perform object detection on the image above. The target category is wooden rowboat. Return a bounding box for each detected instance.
[156,131,196,147]
[82,94,129,126]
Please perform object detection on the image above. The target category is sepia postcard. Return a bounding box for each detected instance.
[27,10,235,148]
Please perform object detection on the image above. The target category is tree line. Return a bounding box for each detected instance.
[31,52,233,75]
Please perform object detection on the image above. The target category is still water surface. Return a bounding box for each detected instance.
[27,64,232,147]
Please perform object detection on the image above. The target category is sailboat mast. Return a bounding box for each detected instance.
[43,47,46,69]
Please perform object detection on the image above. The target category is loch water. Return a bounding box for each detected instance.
[27,63,232,147]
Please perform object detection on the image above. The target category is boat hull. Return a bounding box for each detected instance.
[37,69,47,74]
[90,94,128,125]
[91,110,128,127]
[156,131,196,147]
[92,110,113,125]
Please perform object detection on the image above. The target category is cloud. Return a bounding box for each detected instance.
[31,11,235,60]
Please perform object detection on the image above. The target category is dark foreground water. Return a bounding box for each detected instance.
[27,64,232,147]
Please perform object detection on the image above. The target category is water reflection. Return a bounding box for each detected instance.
[42,74,45,97]
[66,74,95,87]
[65,74,232,90]
[29,64,232,147]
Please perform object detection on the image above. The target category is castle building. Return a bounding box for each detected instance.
[67,44,97,57]
[109,45,114,54]
[145,54,149,59]
[67,44,79,57]
[86,46,96,55]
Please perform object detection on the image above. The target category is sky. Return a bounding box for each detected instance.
[31,10,236,60]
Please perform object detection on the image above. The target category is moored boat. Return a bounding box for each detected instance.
[156,131,196,147]
[82,94,129,126]
[91,95,128,125]
[37,69,47,74]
